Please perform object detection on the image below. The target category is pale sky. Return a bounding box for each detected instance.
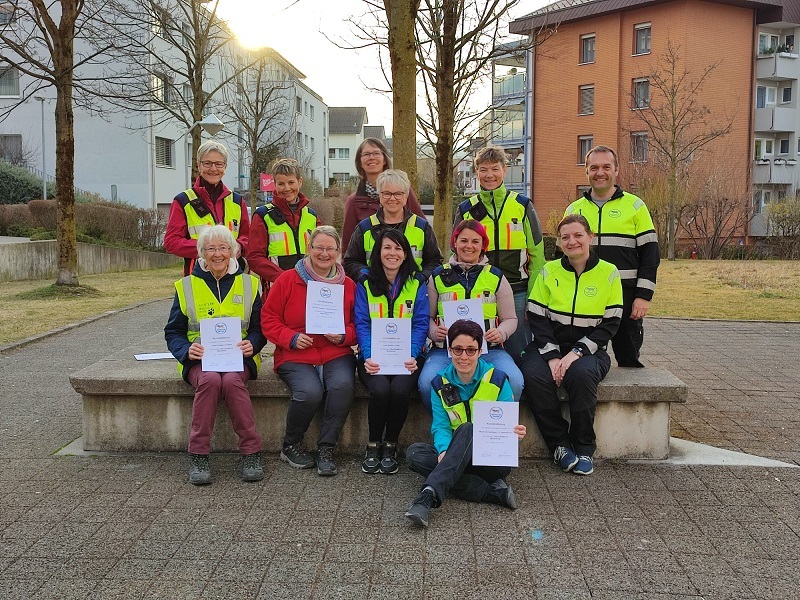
[216,0,551,135]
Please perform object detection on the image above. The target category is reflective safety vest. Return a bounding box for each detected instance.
[174,273,261,376]
[432,368,507,430]
[255,203,318,271]
[459,188,530,284]
[179,188,243,239]
[361,214,426,268]
[363,276,421,319]
[433,263,501,332]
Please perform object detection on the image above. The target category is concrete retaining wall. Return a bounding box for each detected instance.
[0,240,181,281]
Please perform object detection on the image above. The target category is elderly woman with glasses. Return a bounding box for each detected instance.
[262,226,357,476]
[164,225,266,486]
[341,137,426,250]
[343,169,442,281]
[164,140,250,276]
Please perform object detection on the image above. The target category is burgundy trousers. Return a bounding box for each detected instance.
[186,365,263,455]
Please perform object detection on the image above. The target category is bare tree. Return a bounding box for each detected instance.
[626,41,734,260]
[0,0,115,285]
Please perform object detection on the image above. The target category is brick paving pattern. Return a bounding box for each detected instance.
[1,303,799,599]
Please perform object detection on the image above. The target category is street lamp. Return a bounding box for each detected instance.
[34,96,46,200]
[183,114,225,187]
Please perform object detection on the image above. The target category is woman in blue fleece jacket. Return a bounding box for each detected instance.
[354,228,429,475]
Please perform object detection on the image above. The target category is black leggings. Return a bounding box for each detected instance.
[357,362,420,443]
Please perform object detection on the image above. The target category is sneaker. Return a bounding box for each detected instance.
[554,446,579,472]
[404,488,436,528]
[241,452,264,482]
[280,444,315,469]
[362,442,382,474]
[380,441,399,475]
[573,455,594,475]
[188,453,211,486]
[316,445,337,476]
[482,479,517,509]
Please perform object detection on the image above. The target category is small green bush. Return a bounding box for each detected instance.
[0,160,53,204]
[0,203,35,235]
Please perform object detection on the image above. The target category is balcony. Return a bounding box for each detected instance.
[756,53,800,81]
[492,72,526,102]
[754,106,796,132]
[752,158,797,185]
[489,119,525,147]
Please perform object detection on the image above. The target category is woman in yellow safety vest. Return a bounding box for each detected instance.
[354,228,429,475]
[521,214,623,477]
[164,225,266,486]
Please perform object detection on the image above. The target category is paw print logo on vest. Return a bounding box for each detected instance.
[207,308,215,316]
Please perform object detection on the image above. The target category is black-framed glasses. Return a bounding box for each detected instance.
[200,161,226,169]
[450,346,479,356]
[380,191,405,200]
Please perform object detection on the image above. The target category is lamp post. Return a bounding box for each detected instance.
[34,96,46,200]
[183,114,225,187]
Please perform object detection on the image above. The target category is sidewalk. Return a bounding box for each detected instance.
[1,303,798,599]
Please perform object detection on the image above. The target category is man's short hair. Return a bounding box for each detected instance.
[585,145,618,169]
[474,146,507,169]
[447,319,484,348]
[271,158,304,180]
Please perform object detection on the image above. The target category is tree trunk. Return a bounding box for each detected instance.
[54,3,79,286]
[384,0,420,192]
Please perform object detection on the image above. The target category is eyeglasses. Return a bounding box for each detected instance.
[361,151,382,159]
[450,346,480,356]
[311,245,338,254]
[380,191,406,200]
[204,245,231,254]
[200,161,226,169]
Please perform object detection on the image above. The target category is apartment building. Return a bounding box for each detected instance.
[510,0,797,236]
[328,106,369,187]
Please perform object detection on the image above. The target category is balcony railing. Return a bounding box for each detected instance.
[492,72,526,100]
[756,53,800,81]
[754,106,796,132]
[752,158,797,184]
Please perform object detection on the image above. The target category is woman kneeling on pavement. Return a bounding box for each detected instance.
[404,319,526,528]
[354,228,429,474]
[261,225,357,476]
[417,219,524,407]
[165,225,266,485]
[521,214,622,476]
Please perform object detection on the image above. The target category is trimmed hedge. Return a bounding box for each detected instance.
[0,161,53,204]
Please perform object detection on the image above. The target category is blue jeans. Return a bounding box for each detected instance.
[417,347,524,411]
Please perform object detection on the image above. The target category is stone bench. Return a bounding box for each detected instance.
[69,335,687,459]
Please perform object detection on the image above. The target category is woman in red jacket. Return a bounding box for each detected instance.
[262,225,357,476]
[341,137,425,250]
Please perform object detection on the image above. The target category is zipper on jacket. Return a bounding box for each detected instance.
[570,270,580,334]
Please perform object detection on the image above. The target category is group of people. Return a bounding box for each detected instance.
[164,137,659,527]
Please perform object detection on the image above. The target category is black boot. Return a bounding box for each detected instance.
[482,479,517,509]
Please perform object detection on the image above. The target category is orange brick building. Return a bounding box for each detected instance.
[510,0,800,237]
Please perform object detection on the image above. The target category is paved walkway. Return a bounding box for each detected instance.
[1,304,799,599]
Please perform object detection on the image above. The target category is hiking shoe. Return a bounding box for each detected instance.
[405,488,436,528]
[188,453,211,486]
[483,479,517,509]
[380,441,399,475]
[241,452,264,482]
[362,442,382,474]
[573,455,594,475]
[554,446,579,472]
[317,445,337,476]
[280,444,315,469]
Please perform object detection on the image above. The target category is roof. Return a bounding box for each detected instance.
[363,125,386,140]
[329,107,368,135]
[510,0,789,32]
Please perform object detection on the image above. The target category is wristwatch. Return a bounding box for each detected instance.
[571,347,583,358]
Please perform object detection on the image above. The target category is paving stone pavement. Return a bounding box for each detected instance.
[1,303,799,599]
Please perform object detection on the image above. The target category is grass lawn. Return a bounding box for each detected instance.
[2,259,800,347]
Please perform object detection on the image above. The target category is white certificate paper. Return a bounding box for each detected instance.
[305,281,346,334]
[472,401,519,467]
[199,317,244,372]
[442,298,488,354]
[370,318,412,375]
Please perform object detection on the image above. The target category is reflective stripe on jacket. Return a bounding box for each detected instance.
[255,203,317,271]
[433,263,501,332]
[362,214,426,267]
[178,188,243,239]
[363,277,421,319]
[432,368,507,430]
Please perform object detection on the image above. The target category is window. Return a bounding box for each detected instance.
[634,23,651,55]
[754,138,774,160]
[183,83,193,102]
[753,189,772,214]
[0,67,20,97]
[310,137,315,152]
[310,105,315,121]
[631,132,648,163]
[578,85,594,115]
[338,148,350,159]
[577,185,592,198]
[296,96,302,114]
[296,132,302,147]
[0,3,17,26]
[580,34,595,64]
[311,169,315,182]
[155,137,174,168]
[304,134,308,149]
[780,138,790,154]
[756,85,777,108]
[0,134,23,164]
[153,73,171,104]
[786,34,795,51]
[151,7,170,38]
[304,101,308,116]
[759,33,779,55]
[578,136,593,165]
[782,86,792,103]
[632,78,650,109]
[333,172,350,185]
[328,148,336,159]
